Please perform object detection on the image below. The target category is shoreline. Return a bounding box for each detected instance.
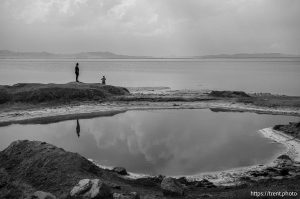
[87,126,300,187]
[186,127,300,185]
[0,100,299,127]
[259,127,300,162]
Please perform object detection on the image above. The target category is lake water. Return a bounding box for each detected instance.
[0,109,298,176]
[0,58,300,95]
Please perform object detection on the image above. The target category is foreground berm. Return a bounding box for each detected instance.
[0,140,159,198]
[1,140,300,199]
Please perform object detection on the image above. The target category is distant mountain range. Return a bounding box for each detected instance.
[195,53,300,59]
[0,50,299,59]
[0,50,152,59]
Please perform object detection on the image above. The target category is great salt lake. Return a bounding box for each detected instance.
[0,109,298,176]
[0,58,300,95]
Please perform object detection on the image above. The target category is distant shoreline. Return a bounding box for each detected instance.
[1,57,300,60]
[1,50,299,59]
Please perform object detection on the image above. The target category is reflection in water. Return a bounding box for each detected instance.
[0,109,298,176]
[76,119,80,138]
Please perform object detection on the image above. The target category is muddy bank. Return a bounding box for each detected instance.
[0,140,300,199]
[117,90,300,108]
[0,108,126,127]
[0,82,129,104]
[0,100,299,127]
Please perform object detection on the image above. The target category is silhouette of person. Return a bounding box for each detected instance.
[76,119,80,138]
[101,75,106,85]
[75,63,79,82]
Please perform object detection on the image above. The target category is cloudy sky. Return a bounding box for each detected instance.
[0,0,299,56]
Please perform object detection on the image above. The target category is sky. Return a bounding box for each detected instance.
[0,0,299,56]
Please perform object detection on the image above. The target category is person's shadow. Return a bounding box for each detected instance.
[76,119,80,138]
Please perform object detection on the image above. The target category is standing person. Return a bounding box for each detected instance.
[101,75,106,85]
[75,62,79,82]
[76,119,80,138]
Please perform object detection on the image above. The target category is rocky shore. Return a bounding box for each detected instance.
[0,140,221,198]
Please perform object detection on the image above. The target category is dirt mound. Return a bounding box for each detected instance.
[0,140,165,199]
[209,90,250,98]
[0,82,129,104]
[0,140,105,198]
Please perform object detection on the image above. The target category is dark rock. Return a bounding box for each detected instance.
[250,171,269,177]
[30,191,57,199]
[112,167,128,175]
[239,176,251,181]
[199,193,213,198]
[238,183,248,189]
[273,125,284,131]
[176,179,206,187]
[265,167,278,173]
[133,177,161,187]
[194,179,216,188]
[107,182,121,190]
[277,155,292,161]
[160,177,184,196]
[113,192,140,199]
[177,177,189,186]
[277,154,292,160]
[156,175,165,182]
[279,168,290,176]
[260,172,269,177]
[275,155,293,167]
[143,194,161,199]
[205,184,217,188]
[200,179,210,183]
[250,172,259,177]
